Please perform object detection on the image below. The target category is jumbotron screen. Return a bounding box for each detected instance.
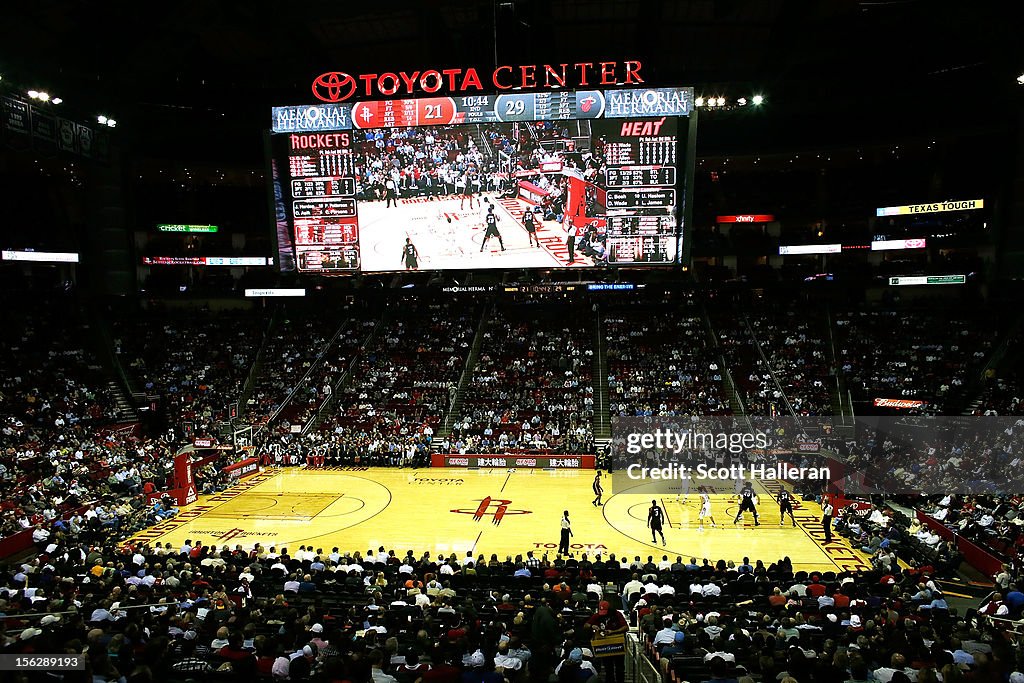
[268,87,692,273]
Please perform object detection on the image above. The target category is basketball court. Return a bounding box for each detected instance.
[129,467,872,572]
[356,196,596,271]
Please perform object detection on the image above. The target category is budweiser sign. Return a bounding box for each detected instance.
[873,398,927,409]
[312,61,644,103]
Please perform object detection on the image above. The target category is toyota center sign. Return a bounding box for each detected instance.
[312,61,645,102]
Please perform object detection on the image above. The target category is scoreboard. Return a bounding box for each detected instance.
[269,86,693,273]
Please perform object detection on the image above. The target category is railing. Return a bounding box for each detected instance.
[439,303,491,439]
[743,312,799,421]
[253,316,354,439]
[627,632,661,683]
[824,305,847,422]
[302,316,384,435]
[238,305,280,420]
[593,304,610,439]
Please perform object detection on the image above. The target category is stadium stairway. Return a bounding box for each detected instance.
[302,315,385,435]
[471,124,494,161]
[435,303,491,444]
[823,306,850,422]
[254,314,363,438]
[237,304,281,421]
[105,380,137,422]
[87,307,139,421]
[699,301,746,416]
[960,310,1024,414]
[592,303,610,441]
[742,312,799,419]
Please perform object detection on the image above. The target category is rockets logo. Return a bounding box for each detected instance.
[451,497,532,526]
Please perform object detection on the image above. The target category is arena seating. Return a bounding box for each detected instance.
[605,294,730,417]
[113,310,266,437]
[309,301,477,466]
[243,311,346,430]
[449,303,594,454]
[834,308,991,414]
[746,311,836,416]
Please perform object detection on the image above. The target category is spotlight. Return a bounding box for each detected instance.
[107,119,117,128]
[1018,73,1024,85]
[694,96,704,107]
[737,97,747,106]
[28,90,39,99]
[752,94,764,105]
[716,97,725,107]
[97,115,108,124]
[37,92,50,102]
[51,98,62,105]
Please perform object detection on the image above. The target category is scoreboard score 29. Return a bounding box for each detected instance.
[269,86,693,274]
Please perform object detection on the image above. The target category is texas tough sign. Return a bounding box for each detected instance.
[312,61,645,103]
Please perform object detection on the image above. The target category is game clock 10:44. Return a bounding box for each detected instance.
[268,85,693,274]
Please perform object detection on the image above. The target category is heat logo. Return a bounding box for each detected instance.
[451,496,532,526]
[580,96,597,113]
[313,72,358,103]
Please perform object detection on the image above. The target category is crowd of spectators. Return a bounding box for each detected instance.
[244,312,348,431]
[834,309,991,415]
[714,316,789,417]
[114,310,266,439]
[299,302,477,467]
[447,305,594,454]
[605,296,730,417]
[3,530,1023,683]
[746,312,835,416]
[354,125,504,202]
[919,493,1024,568]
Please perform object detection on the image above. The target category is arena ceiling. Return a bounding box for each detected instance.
[0,0,1018,160]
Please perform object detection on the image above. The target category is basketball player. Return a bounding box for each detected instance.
[459,171,479,210]
[697,492,716,531]
[480,207,505,252]
[778,488,797,527]
[592,472,603,506]
[675,472,691,502]
[647,499,666,546]
[523,205,540,247]
[733,481,760,526]
[400,238,419,270]
[559,510,573,555]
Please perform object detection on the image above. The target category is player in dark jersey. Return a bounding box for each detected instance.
[592,472,603,506]
[523,206,540,247]
[480,207,505,252]
[778,489,797,527]
[647,499,666,546]
[401,238,419,270]
[733,481,760,526]
[460,171,479,210]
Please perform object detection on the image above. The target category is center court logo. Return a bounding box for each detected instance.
[450,496,531,526]
[313,72,358,103]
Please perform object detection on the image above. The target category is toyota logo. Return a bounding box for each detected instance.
[313,72,357,103]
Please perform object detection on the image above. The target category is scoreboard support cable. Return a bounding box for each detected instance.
[681,108,698,268]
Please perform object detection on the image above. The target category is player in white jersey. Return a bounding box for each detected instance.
[697,493,716,531]
[675,473,691,502]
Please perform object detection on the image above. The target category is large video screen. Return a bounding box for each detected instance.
[268,88,690,273]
